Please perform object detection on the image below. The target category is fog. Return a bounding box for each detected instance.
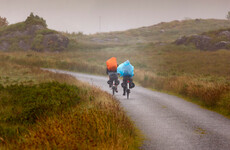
[0,0,229,34]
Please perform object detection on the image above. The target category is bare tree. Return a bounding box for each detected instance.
[0,16,8,27]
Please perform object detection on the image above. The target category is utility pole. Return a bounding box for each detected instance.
[99,16,101,33]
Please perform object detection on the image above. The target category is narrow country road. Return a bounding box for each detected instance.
[48,69,230,150]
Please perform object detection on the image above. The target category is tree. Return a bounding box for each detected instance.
[227,11,230,20]
[0,16,8,27]
[25,12,47,27]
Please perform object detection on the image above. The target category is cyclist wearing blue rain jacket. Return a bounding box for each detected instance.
[117,60,135,96]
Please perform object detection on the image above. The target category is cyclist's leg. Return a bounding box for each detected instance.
[122,77,127,95]
[129,77,135,88]
[123,87,126,95]
[115,76,119,92]
[108,75,113,87]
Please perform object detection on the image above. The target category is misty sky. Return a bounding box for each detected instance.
[0,0,230,34]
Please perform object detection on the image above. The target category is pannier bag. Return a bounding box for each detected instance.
[117,60,134,77]
[106,57,118,71]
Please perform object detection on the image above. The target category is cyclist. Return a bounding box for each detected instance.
[106,57,120,92]
[117,60,135,96]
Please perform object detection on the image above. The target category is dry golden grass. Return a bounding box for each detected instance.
[135,70,230,115]
[14,96,141,150]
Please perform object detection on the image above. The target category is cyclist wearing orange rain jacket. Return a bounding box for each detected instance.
[106,57,120,92]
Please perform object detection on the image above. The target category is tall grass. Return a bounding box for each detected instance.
[134,70,230,116]
[14,92,142,149]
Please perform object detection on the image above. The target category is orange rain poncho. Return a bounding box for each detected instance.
[106,57,118,71]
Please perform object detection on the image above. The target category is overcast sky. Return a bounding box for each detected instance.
[0,0,230,34]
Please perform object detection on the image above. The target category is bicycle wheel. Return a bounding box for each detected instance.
[112,87,115,95]
[127,89,130,99]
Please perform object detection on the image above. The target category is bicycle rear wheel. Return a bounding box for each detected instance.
[126,89,130,99]
[112,87,115,95]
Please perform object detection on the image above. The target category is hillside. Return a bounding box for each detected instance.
[0,13,69,52]
[71,19,230,44]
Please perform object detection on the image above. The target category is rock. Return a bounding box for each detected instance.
[25,25,45,35]
[18,40,30,50]
[189,35,212,50]
[174,29,230,51]
[174,36,188,45]
[1,25,45,40]
[175,35,212,50]
[0,24,69,52]
[214,41,230,49]
[42,34,69,51]
[0,41,9,51]
[219,31,230,40]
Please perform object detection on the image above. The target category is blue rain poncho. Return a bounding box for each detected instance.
[117,60,134,77]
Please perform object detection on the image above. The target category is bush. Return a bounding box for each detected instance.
[31,34,44,51]
[25,13,47,27]
[0,82,81,141]
[3,82,80,124]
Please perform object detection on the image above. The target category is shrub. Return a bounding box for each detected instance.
[3,82,80,124]
[31,34,44,51]
[25,13,47,27]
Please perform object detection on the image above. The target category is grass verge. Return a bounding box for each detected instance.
[0,58,143,149]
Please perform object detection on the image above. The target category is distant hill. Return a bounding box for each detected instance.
[0,13,69,52]
[72,19,230,44]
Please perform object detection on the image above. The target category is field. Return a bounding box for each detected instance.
[0,54,142,149]
[1,40,230,117]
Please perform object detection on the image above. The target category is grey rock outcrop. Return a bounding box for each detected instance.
[42,34,69,51]
[0,24,69,52]
[175,29,230,51]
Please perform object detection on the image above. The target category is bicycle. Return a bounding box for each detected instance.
[123,77,132,99]
[111,80,117,95]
